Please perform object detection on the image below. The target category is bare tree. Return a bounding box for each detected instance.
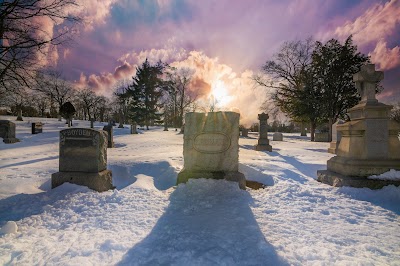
[34,70,75,119]
[164,67,198,128]
[0,0,80,92]
[76,88,102,121]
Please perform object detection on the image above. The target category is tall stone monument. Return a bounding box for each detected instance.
[255,113,272,151]
[177,112,246,189]
[0,120,20,144]
[51,128,113,192]
[317,64,400,188]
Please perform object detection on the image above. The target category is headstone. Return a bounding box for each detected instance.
[130,124,138,134]
[16,110,23,121]
[314,132,329,142]
[0,120,20,144]
[102,125,114,148]
[90,119,95,129]
[317,64,400,188]
[254,113,272,151]
[31,122,43,134]
[273,132,283,141]
[241,128,248,137]
[328,120,344,154]
[51,128,113,192]
[177,112,246,189]
[300,122,307,136]
[118,117,124,128]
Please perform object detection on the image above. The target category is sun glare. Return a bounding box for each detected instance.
[211,80,232,107]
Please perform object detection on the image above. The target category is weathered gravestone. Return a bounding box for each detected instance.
[0,120,20,143]
[314,132,329,142]
[273,132,283,141]
[317,64,400,188]
[103,124,114,148]
[241,128,249,137]
[300,122,307,136]
[328,120,344,154]
[130,124,138,134]
[32,122,43,134]
[255,113,272,151]
[51,128,113,192]
[177,112,246,189]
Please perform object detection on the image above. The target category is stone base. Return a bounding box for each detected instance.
[255,144,272,152]
[51,170,114,192]
[327,156,400,177]
[3,138,20,144]
[327,142,337,154]
[317,170,400,189]
[177,170,246,190]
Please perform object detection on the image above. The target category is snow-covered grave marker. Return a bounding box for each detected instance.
[177,111,246,189]
[51,128,114,192]
[255,113,272,151]
[103,124,114,148]
[318,64,400,188]
[0,120,20,144]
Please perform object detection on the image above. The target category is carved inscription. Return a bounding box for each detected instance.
[193,132,231,154]
[60,128,99,146]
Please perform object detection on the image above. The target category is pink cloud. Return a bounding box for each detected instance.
[370,40,400,70]
[333,0,400,46]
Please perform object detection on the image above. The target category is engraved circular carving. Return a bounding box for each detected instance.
[193,132,231,154]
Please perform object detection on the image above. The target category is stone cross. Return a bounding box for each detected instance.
[353,64,383,103]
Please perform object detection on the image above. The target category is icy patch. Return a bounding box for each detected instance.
[0,221,18,235]
[368,169,400,181]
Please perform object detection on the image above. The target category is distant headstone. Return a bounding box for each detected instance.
[177,112,246,189]
[90,118,95,129]
[32,122,43,134]
[103,125,114,148]
[51,128,113,192]
[328,120,344,154]
[318,64,400,188]
[130,124,138,134]
[0,120,20,144]
[255,113,272,151]
[241,128,248,137]
[273,132,283,141]
[16,110,23,121]
[300,122,307,136]
[314,132,329,142]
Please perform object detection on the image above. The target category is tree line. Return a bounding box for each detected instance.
[254,36,385,141]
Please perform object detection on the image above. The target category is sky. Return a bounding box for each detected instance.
[47,0,399,125]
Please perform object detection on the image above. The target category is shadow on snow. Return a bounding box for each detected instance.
[117,180,288,265]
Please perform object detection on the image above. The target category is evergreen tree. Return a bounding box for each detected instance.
[312,35,370,141]
[126,59,165,129]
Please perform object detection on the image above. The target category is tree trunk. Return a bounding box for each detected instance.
[310,122,316,142]
[328,117,333,142]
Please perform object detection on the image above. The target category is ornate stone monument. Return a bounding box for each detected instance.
[317,64,400,188]
[177,112,246,189]
[0,120,20,143]
[255,113,272,151]
[51,128,113,192]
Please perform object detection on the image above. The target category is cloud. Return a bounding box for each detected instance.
[74,48,267,125]
[369,40,400,70]
[333,0,400,46]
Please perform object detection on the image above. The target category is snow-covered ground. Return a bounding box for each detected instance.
[0,116,399,265]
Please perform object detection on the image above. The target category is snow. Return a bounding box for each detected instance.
[368,169,400,181]
[0,116,400,265]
